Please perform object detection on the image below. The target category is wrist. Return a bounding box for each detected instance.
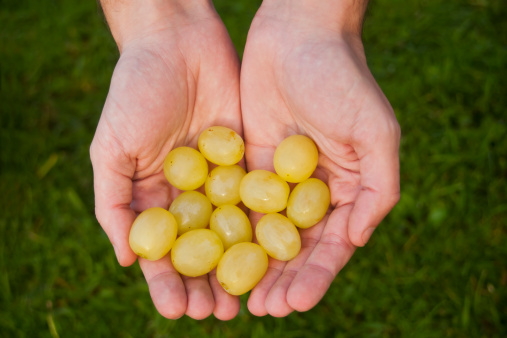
[257,0,368,38]
[100,0,215,52]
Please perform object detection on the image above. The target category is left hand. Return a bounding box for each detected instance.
[240,2,401,317]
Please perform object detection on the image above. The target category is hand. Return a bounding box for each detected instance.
[240,1,401,317]
[90,1,241,320]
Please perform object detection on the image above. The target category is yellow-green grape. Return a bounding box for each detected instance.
[171,229,224,277]
[128,207,178,261]
[239,170,290,213]
[209,204,252,250]
[273,134,319,183]
[168,191,213,235]
[198,126,245,165]
[287,178,331,228]
[216,242,268,295]
[255,213,301,261]
[205,165,246,206]
[163,146,208,191]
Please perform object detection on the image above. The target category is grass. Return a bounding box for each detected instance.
[1,0,506,336]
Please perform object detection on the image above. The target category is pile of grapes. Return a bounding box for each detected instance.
[129,126,330,295]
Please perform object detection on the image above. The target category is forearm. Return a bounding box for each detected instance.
[99,0,215,51]
[257,0,369,37]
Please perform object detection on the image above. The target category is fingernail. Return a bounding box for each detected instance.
[361,227,376,245]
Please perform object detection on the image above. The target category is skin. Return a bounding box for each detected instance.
[91,0,400,320]
[240,1,400,317]
[90,0,241,320]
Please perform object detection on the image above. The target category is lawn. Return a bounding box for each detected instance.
[1,0,506,337]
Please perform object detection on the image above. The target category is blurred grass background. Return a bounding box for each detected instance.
[1,0,506,336]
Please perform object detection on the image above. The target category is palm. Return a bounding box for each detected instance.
[90,17,242,319]
[240,17,400,316]
[96,35,239,208]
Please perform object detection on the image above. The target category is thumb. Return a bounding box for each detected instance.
[90,138,138,266]
[348,118,400,246]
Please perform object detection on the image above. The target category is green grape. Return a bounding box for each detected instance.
[255,213,301,261]
[209,204,252,250]
[198,126,244,165]
[163,146,208,191]
[128,207,178,261]
[168,191,213,235]
[273,134,319,183]
[205,165,246,206]
[287,178,331,228]
[216,242,268,295]
[239,169,290,213]
[171,229,224,277]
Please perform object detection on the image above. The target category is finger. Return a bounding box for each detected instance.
[349,118,401,246]
[246,208,287,317]
[263,267,295,317]
[247,258,286,317]
[287,205,356,312]
[139,256,187,319]
[181,274,215,320]
[90,140,137,267]
[209,269,241,320]
[242,140,292,316]
[263,217,324,316]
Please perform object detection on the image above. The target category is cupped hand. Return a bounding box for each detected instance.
[90,7,241,320]
[240,8,401,317]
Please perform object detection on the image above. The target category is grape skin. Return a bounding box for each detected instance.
[168,191,213,235]
[256,213,301,261]
[198,126,244,165]
[131,130,331,295]
[287,178,331,228]
[128,207,178,261]
[205,165,246,206]
[239,169,290,213]
[273,134,319,183]
[209,204,252,250]
[171,229,224,277]
[163,146,208,191]
[216,242,268,296]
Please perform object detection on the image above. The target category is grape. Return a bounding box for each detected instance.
[198,126,244,165]
[163,146,208,191]
[128,207,178,261]
[239,169,290,213]
[273,134,319,183]
[205,165,246,206]
[209,204,252,250]
[216,242,268,295]
[287,178,331,228]
[132,130,330,291]
[168,191,213,235]
[171,229,224,277]
[255,213,301,261]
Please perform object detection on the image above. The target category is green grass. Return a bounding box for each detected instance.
[1,0,506,337]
